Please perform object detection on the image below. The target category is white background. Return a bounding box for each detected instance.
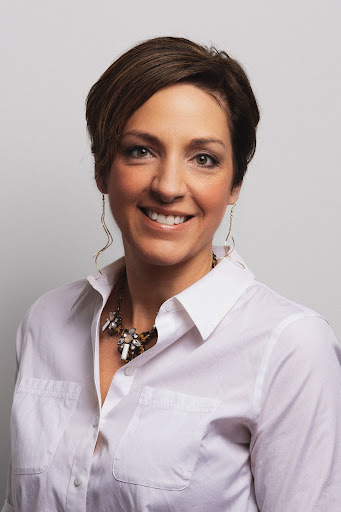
[0,0,340,502]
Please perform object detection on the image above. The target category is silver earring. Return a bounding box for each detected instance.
[224,203,245,269]
[94,194,113,273]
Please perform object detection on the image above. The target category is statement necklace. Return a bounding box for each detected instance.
[102,252,218,363]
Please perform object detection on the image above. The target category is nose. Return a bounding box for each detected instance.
[150,157,187,203]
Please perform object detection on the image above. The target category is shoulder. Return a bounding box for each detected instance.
[245,278,318,317]
[235,277,340,375]
[209,250,338,353]
[214,247,324,329]
[249,282,341,416]
[16,278,96,353]
[245,278,339,354]
[238,277,335,336]
[26,277,94,321]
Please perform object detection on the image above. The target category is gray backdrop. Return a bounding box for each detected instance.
[1,0,340,502]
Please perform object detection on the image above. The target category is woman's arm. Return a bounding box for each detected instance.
[1,464,15,512]
[251,315,341,511]
[1,304,36,512]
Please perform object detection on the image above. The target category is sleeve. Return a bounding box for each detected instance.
[2,303,37,512]
[1,500,15,512]
[250,315,341,512]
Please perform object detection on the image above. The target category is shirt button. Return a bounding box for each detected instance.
[124,366,135,376]
[74,476,82,487]
[93,415,99,427]
[165,302,174,312]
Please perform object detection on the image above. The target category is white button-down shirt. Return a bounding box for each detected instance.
[2,247,341,512]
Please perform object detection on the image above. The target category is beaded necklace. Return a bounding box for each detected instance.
[102,252,218,363]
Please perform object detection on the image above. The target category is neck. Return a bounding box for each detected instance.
[120,243,214,331]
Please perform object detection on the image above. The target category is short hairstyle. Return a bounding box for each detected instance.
[86,36,260,190]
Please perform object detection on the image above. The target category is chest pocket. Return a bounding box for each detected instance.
[113,386,219,490]
[10,377,82,475]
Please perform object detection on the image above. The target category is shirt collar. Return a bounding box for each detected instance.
[86,256,125,302]
[174,247,255,340]
[86,247,255,340]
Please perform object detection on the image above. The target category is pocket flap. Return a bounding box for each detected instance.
[113,386,219,490]
[11,377,82,475]
[17,377,82,400]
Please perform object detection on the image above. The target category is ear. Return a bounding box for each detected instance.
[95,164,108,194]
[228,183,242,205]
[96,180,108,195]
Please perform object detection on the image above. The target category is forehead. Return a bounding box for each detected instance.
[123,83,231,143]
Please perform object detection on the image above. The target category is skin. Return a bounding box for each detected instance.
[97,83,240,404]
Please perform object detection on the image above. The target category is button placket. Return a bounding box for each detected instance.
[66,411,99,511]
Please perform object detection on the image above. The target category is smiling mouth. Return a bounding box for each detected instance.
[140,208,192,226]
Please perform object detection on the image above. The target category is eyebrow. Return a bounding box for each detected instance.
[120,130,226,149]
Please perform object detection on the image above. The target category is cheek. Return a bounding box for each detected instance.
[106,168,129,223]
[108,166,145,203]
[196,181,230,218]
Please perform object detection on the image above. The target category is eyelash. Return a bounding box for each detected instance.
[124,145,219,168]
[125,146,153,159]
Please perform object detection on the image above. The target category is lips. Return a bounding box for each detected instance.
[139,208,192,226]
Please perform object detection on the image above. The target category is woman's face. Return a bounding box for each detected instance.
[104,83,240,267]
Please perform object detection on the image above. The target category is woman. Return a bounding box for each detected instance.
[3,36,341,512]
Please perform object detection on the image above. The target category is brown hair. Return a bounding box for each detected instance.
[86,36,260,190]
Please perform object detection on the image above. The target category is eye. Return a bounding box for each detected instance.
[126,146,152,158]
[194,153,218,168]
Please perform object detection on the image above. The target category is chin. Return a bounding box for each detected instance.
[142,248,188,267]
[124,239,196,268]
[124,234,215,271]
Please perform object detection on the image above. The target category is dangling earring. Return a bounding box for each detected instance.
[94,193,113,273]
[224,203,245,270]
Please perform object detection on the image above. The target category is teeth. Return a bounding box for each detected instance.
[165,215,175,225]
[146,210,187,225]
